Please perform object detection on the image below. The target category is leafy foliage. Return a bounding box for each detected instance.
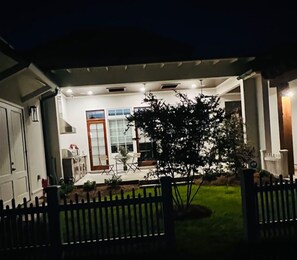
[104,173,122,188]
[214,112,255,178]
[126,91,255,210]
[58,177,74,198]
[83,180,96,191]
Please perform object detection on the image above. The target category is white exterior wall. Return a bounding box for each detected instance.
[289,80,297,168]
[25,99,48,198]
[59,88,218,172]
[268,87,281,154]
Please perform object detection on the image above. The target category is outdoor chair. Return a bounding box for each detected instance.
[99,154,115,174]
[127,152,141,173]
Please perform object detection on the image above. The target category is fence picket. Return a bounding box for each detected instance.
[259,177,266,236]
[109,191,116,239]
[127,194,132,238]
[242,170,297,242]
[69,199,75,242]
[143,189,150,236]
[264,181,270,237]
[154,186,161,235]
[120,190,127,239]
[74,194,82,243]
[132,189,138,237]
[81,199,87,240]
[35,197,41,245]
[148,193,155,236]
[0,177,174,255]
[104,196,110,240]
[98,192,105,240]
[138,193,144,238]
[115,195,121,239]
[86,193,93,242]
[279,176,287,235]
[269,176,276,236]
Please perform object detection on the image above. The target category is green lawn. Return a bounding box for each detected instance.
[161,184,297,260]
[173,185,246,259]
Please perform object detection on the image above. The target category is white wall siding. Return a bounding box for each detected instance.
[25,99,47,198]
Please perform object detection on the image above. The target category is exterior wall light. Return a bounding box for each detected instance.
[29,105,39,122]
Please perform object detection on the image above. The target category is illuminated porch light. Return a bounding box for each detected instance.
[284,91,294,97]
[87,91,93,95]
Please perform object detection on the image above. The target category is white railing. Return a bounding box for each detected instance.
[260,149,288,178]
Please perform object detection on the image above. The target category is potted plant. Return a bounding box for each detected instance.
[117,146,131,171]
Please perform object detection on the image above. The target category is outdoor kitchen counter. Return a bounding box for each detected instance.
[62,155,87,182]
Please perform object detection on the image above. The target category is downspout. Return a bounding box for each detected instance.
[40,87,59,184]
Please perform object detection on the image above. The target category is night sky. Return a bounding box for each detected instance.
[1,0,297,58]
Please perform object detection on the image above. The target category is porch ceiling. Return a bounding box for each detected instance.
[49,57,254,97]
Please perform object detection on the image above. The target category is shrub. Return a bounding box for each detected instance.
[83,180,96,191]
[58,177,74,198]
[104,174,122,188]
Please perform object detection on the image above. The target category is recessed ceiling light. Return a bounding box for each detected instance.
[66,89,73,93]
[87,91,93,95]
[191,84,197,88]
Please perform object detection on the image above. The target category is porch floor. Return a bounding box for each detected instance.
[74,166,156,186]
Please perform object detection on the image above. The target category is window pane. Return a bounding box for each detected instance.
[86,110,105,119]
[109,118,133,153]
[108,109,116,116]
[124,109,131,115]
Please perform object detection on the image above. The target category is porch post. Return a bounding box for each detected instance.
[240,77,260,166]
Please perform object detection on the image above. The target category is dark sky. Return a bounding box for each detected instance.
[1,0,297,57]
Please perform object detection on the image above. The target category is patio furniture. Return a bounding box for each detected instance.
[99,154,115,174]
[127,152,141,173]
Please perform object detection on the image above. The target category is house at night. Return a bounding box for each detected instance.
[1,30,297,206]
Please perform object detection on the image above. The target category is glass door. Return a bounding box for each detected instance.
[133,107,156,166]
[135,127,157,166]
[86,110,109,171]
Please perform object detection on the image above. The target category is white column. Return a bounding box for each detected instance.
[240,77,260,166]
[280,149,288,178]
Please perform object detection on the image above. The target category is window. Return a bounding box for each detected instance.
[86,110,105,119]
[133,107,157,165]
[108,108,133,153]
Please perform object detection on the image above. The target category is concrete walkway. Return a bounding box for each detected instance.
[74,166,156,186]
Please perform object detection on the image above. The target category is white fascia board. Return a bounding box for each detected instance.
[215,77,240,96]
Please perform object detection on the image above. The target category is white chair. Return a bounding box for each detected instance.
[99,154,115,174]
[127,153,141,173]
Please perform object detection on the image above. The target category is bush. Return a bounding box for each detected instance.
[58,177,74,198]
[104,174,122,188]
[83,180,96,191]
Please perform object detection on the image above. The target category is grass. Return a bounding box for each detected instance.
[173,185,245,259]
[159,184,297,260]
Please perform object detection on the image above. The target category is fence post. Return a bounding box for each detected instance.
[240,168,259,242]
[45,185,62,249]
[160,176,175,249]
